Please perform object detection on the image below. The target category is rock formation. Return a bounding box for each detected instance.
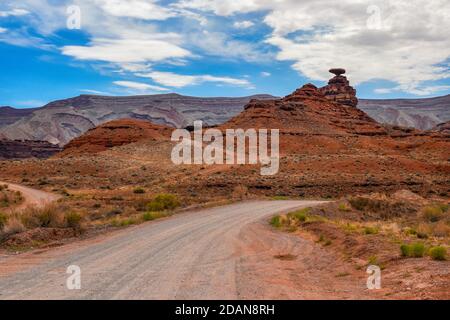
[0,139,62,159]
[1,91,449,145]
[319,68,358,107]
[226,83,385,137]
[0,94,274,146]
[58,118,172,157]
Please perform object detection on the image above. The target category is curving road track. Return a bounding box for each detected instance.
[0,200,330,300]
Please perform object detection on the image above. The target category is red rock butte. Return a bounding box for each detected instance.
[319,68,358,108]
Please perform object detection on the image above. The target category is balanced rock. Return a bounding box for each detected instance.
[319,68,358,107]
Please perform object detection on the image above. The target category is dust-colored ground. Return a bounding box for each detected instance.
[270,191,450,299]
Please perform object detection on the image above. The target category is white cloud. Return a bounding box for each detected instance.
[261,72,271,77]
[176,0,450,95]
[114,80,169,91]
[0,8,29,17]
[0,27,6,33]
[62,38,190,63]
[190,30,270,62]
[95,0,175,20]
[138,71,253,88]
[233,20,254,29]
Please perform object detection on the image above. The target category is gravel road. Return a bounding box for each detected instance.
[0,181,61,209]
[0,200,325,300]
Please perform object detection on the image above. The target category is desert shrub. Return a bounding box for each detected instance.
[288,208,310,222]
[422,205,444,222]
[438,203,449,212]
[368,255,379,266]
[416,232,428,239]
[431,221,450,238]
[364,226,379,235]
[133,187,145,194]
[0,212,8,230]
[143,212,165,221]
[411,243,426,257]
[111,217,136,227]
[270,215,282,228]
[348,196,412,219]
[120,218,136,227]
[429,246,447,261]
[147,194,180,212]
[401,243,426,258]
[349,197,369,211]
[1,217,25,237]
[65,212,82,229]
[404,227,417,236]
[338,203,351,212]
[21,205,64,228]
[400,244,411,257]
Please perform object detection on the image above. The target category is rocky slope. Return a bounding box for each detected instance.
[358,95,450,130]
[0,139,61,160]
[0,106,37,127]
[58,119,172,157]
[0,94,273,146]
[433,120,450,135]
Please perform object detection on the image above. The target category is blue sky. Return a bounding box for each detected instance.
[0,0,449,109]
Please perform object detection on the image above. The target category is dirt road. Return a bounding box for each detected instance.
[0,200,377,300]
[0,181,61,209]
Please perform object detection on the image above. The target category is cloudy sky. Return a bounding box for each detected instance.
[0,0,449,108]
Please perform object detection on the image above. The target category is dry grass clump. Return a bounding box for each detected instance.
[348,195,414,219]
[0,185,24,208]
[146,194,180,212]
[0,203,85,244]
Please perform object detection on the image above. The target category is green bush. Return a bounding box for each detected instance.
[133,187,146,194]
[401,243,426,258]
[270,215,282,228]
[142,212,165,221]
[364,226,379,235]
[147,194,180,212]
[338,203,351,212]
[412,243,426,257]
[422,206,444,222]
[288,208,310,222]
[120,218,136,227]
[400,244,411,257]
[0,212,8,230]
[65,212,82,229]
[429,246,447,261]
